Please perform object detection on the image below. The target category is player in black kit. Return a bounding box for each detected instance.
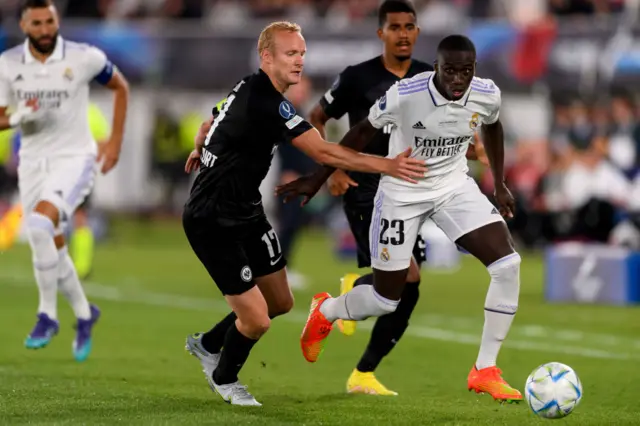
[181,21,427,407]
[306,0,485,395]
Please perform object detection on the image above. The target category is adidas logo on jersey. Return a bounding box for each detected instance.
[14,74,23,82]
[491,207,499,215]
[412,121,426,129]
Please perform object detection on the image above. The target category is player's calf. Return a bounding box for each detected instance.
[476,252,520,370]
[25,212,59,320]
[320,284,398,322]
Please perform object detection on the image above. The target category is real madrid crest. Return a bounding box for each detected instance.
[469,113,479,130]
[63,67,74,82]
[381,248,390,262]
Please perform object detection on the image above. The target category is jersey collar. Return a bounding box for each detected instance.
[23,36,65,64]
[427,74,472,107]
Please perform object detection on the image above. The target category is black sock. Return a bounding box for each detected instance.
[212,324,259,385]
[354,273,373,287]
[201,312,237,354]
[356,281,420,373]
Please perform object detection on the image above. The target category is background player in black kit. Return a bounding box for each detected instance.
[181,21,427,407]
[308,0,485,396]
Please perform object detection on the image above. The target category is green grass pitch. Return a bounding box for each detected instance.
[1,218,639,425]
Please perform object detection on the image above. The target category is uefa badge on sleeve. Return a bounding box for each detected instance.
[279,101,296,120]
[241,266,253,282]
[379,95,387,111]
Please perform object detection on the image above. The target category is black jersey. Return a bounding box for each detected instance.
[319,56,433,208]
[186,69,313,224]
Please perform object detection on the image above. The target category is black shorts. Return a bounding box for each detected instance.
[182,210,287,296]
[344,203,426,269]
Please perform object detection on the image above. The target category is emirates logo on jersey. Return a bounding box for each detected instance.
[413,135,472,158]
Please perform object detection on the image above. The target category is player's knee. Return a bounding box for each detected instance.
[33,201,60,226]
[406,268,421,284]
[372,288,399,316]
[240,315,271,339]
[486,252,521,313]
[270,295,294,317]
[488,252,521,279]
[26,212,56,243]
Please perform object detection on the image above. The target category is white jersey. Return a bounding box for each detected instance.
[368,71,501,203]
[0,36,114,160]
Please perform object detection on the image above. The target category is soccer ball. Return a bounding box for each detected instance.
[525,362,582,419]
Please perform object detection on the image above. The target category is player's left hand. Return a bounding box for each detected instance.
[494,182,515,219]
[466,134,489,166]
[275,173,324,206]
[185,150,201,173]
[97,140,121,174]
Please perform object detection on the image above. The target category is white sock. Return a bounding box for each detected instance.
[319,284,398,322]
[58,247,91,320]
[26,213,60,320]
[476,253,521,370]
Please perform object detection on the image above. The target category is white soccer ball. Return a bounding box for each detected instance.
[525,362,582,419]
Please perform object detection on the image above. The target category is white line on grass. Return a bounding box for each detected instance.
[0,269,635,361]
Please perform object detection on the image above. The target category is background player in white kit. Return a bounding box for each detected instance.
[0,0,129,362]
[279,35,522,403]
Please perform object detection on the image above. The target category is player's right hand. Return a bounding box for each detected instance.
[275,173,324,206]
[185,150,201,173]
[385,148,427,183]
[9,99,44,127]
[327,170,358,196]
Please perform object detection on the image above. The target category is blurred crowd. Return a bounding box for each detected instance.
[478,91,640,249]
[0,0,632,26]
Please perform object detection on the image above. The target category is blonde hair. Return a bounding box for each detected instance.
[257,21,302,55]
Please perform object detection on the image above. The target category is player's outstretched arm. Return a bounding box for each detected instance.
[282,126,425,204]
[292,125,424,177]
[96,70,129,174]
[481,119,515,218]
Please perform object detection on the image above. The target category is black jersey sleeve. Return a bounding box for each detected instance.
[252,93,313,143]
[318,67,354,119]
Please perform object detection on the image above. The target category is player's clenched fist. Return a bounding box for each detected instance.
[384,148,427,183]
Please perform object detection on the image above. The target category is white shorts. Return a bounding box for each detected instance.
[370,177,505,271]
[18,155,97,231]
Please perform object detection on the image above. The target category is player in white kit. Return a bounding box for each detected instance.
[278,35,522,403]
[0,0,129,361]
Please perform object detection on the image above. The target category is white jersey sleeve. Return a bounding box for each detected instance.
[368,82,402,129]
[474,77,501,125]
[83,46,115,85]
[0,58,11,107]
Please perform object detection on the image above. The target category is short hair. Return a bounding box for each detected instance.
[437,35,476,56]
[378,0,416,28]
[21,0,54,15]
[257,21,302,55]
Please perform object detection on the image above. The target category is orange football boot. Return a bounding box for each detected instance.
[300,292,333,363]
[467,365,523,403]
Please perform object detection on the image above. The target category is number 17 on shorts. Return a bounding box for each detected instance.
[369,191,423,272]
